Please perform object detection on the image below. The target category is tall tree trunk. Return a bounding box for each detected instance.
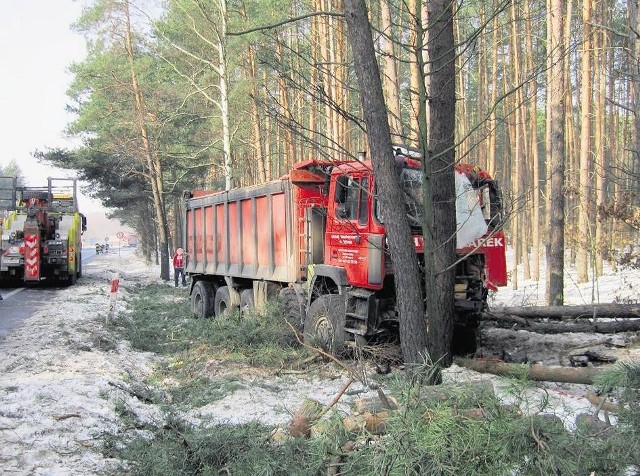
[454,14,469,163]
[249,46,267,184]
[509,1,525,289]
[123,0,170,280]
[563,0,577,265]
[379,0,403,143]
[343,0,428,368]
[408,0,426,148]
[594,7,608,276]
[424,0,456,369]
[524,0,541,281]
[276,39,296,169]
[487,1,500,178]
[630,0,640,193]
[577,0,593,283]
[215,0,232,190]
[546,0,566,305]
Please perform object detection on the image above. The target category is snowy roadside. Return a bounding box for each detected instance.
[0,247,637,474]
[0,249,371,474]
[0,248,162,475]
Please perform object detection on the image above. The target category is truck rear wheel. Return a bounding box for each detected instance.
[304,294,347,355]
[240,288,254,315]
[215,285,239,317]
[191,281,214,318]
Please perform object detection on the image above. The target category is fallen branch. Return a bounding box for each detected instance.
[484,313,640,334]
[454,358,606,384]
[285,320,364,383]
[585,390,622,414]
[488,304,640,320]
[52,414,81,421]
[108,381,156,404]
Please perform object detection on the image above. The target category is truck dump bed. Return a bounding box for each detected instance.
[184,180,300,284]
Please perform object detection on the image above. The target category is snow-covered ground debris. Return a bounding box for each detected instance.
[0,247,638,474]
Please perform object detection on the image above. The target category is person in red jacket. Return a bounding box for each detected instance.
[172,248,187,287]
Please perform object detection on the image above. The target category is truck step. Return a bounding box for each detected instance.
[347,288,374,299]
[345,312,366,321]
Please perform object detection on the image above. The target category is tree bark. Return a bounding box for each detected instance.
[343,0,428,365]
[546,0,566,305]
[630,0,640,190]
[379,0,403,143]
[454,358,605,384]
[524,0,541,281]
[577,0,593,283]
[424,0,457,368]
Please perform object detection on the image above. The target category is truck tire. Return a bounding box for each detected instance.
[215,285,239,317]
[279,287,305,327]
[240,288,254,315]
[191,281,214,318]
[304,294,347,355]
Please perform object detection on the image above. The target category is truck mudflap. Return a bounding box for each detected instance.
[23,230,40,281]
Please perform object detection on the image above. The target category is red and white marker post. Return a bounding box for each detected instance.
[108,273,120,322]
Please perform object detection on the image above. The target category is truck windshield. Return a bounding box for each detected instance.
[375,167,424,229]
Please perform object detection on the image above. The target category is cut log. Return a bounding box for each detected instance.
[488,304,640,320]
[288,398,324,437]
[483,314,640,334]
[585,390,622,414]
[454,357,606,384]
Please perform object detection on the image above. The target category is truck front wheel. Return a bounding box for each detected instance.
[191,281,214,318]
[304,294,347,355]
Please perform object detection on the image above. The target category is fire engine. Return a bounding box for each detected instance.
[0,177,86,285]
[183,149,507,354]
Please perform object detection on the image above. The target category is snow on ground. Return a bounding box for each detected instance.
[0,248,162,474]
[0,247,638,474]
[482,252,640,432]
[491,249,640,307]
[0,248,364,474]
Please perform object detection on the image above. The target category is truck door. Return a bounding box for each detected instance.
[327,174,381,289]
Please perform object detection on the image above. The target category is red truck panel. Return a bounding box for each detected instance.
[458,229,508,289]
[185,181,300,283]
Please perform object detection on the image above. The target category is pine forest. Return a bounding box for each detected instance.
[42,0,640,303]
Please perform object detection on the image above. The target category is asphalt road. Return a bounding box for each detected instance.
[0,248,98,339]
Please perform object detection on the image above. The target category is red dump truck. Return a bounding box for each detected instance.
[183,151,507,353]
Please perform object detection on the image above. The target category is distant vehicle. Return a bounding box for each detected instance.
[0,176,87,285]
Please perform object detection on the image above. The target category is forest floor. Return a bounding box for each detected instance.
[0,247,638,474]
